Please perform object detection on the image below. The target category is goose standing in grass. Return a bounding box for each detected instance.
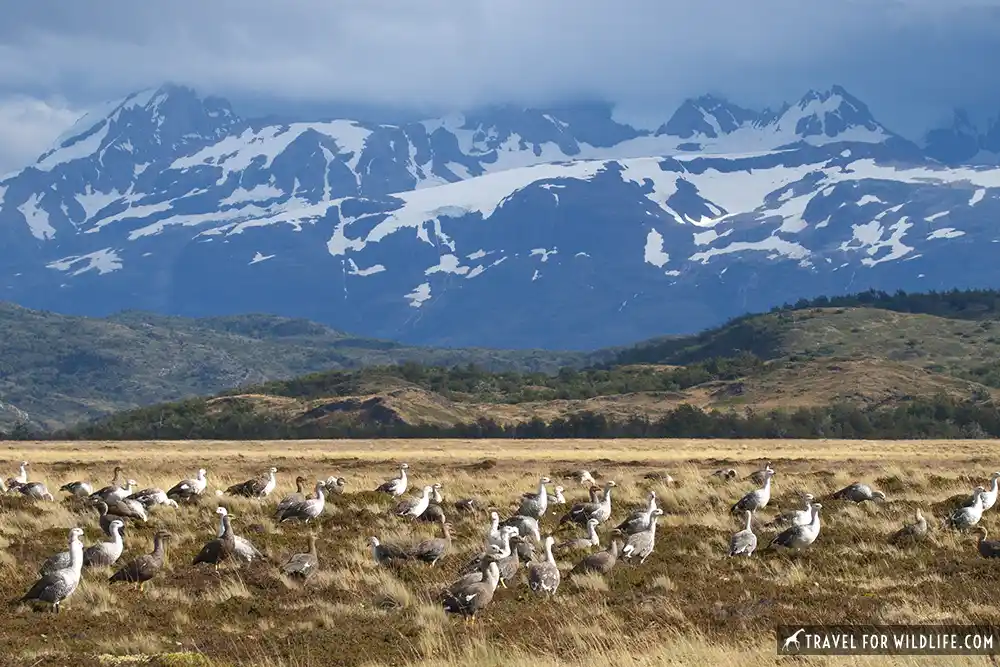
[368,536,410,566]
[375,463,409,497]
[408,516,453,566]
[946,487,986,530]
[967,473,1000,511]
[59,480,93,498]
[5,460,29,490]
[129,487,179,510]
[454,498,479,513]
[91,467,130,503]
[226,467,278,498]
[281,534,320,580]
[972,527,1000,558]
[463,526,518,575]
[106,486,148,523]
[527,536,561,596]
[274,476,309,518]
[277,481,326,523]
[442,559,500,625]
[90,499,124,538]
[728,510,757,557]
[194,507,238,569]
[518,476,552,519]
[746,462,774,486]
[324,476,347,496]
[215,507,264,562]
[500,514,541,544]
[395,485,433,519]
[166,468,208,503]
[615,491,658,535]
[83,519,126,568]
[555,518,600,553]
[18,527,84,613]
[768,493,815,529]
[109,530,171,591]
[484,511,503,549]
[731,469,775,515]
[560,480,617,526]
[570,539,620,576]
[889,509,929,547]
[620,508,663,565]
[830,482,887,504]
[768,503,822,552]
[446,546,503,593]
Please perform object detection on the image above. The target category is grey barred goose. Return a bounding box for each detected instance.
[446,546,503,594]
[418,502,447,524]
[518,477,552,519]
[965,473,1000,511]
[408,516,453,566]
[395,485,433,519]
[973,527,1000,558]
[19,527,84,613]
[89,499,125,538]
[442,559,500,624]
[193,508,238,569]
[946,487,986,530]
[463,526,517,575]
[281,534,320,580]
[276,481,326,523]
[615,491,658,535]
[226,467,277,498]
[215,507,264,562]
[560,480,617,526]
[106,489,148,523]
[555,518,600,553]
[889,509,928,547]
[375,463,409,497]
[129,487,179,509]
[527,536,561,596]
[166,468,208,502]
[430,483,444,504]
[768,493,815,529]
[18,481,54,501]
[109,530,171,591]
[91,468,131,503]
[454,498,479,513]
[323,476,347,495]
[547,486,566,505]
[731,469,774,515]
[570,539,620,576]
[59,480,93,498]
[712,468,738,481]
[728,510,757,557]
[368,536,410,566]
[830,482,886,504]
[500,514,541,543]
[746,462,774,486]
[83,519,126,567]
[768,503,822,551]
[620,508,662,564]
[274,476,309,518]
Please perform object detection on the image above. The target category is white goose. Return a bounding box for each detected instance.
[769,503,822,551]
[978,473,1000,512]
[375,463,409,497]
[948,487,986,530]
[216,507,264,561]
[731,469,775,515]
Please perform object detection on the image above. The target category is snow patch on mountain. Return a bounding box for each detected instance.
[643,229,671,268]
[405,282,431,308]
[47,248,123,276]
[18,194,56,240]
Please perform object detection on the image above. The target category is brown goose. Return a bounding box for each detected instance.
[445,546,504,593]
[193,507,238,569]
[109,530,171,592]
[90,467,129,503]
[368,536,410,566]
[973,527,1000,558]
[90,498,125,538]
[888,509,928,547]
[570,539,620,576]
[559,481,617,526]
[105,490,148,523]
[442,559,500,625]
[408,517,453,566]
[225,467,277,498]
[281,534,320,580]
[554,518,600,553]
[274,476,309,518]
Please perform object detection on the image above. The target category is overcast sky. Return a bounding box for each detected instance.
[1,0,999,172]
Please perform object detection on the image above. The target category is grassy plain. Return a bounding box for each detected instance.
[1,438,999,667]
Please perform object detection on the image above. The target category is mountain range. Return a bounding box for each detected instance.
[1,84,998,349]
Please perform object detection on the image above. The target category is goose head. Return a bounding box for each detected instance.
[399,463,410,471]
[216,506,229,517]
[126,479,138,490]
[197,468,207,478]
[811,503,823,512]
[69,527,85,541]
[422,485,433,496]
[432,483,443,490]
[915,508,924,521]
[268,467,278,475]
[991,471,1000,481]
[539,476,552,484]
[802,492,815,501]
[587,518,600,528]
[368,536,381,548]
[651,508,665,517]
[110,519,125,535]
[871,490,887,502]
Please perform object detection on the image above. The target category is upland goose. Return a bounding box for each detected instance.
[19,527,84,612]
[446,546,504,593]
[418,502,447,524]
[281,534,320,580]
[274,476,309,518]
[375,463,409,497]
[193,507,238,569]
[276,481,326,523]
[586,485,602,503]
[83,519,126,567]
[571,470,597,485]
[746,462,774,486]
[615,491,658,535]
[889,509,928,547]
[90,499,124,538]
[768,503,823,551]
[395,485,433,519]
[323,476,347,495]
[500,514,541,544]
[368,536,410,566]
[109,530,171,591]
[59,480,93,498]
[454,498,479,513]
[430,483,444,504]
[768,493,815,529]
[215,507,264,562]
[547,486,566,505]
[5,460,30,490]
[555,518,600,553]
[527,536,561,596]
[968,472,1000,511]
[620,508,663,564]
[485,511,503,549]
[946,487,986,530]
[560,480,617,526]
[518,477,552,519]
[225,467,277,498]
[830,482,886,504]
[731,469,775,515]
[464,526,518,575]
[570,539,620,576]
[166,468,208,502]
[408,516,453,566]
[106,488,148,522]
[712,468,738,481]
[91,467,130,503]
[973,527,1000,558]
[18,481,54,501]
[442,560,500,624]
[728,510,757,557]
[129,487,179,509]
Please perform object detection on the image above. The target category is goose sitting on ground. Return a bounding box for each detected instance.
[83,519,126,568]
[375,463,409,497]
[454,498,479,513]
[59,480,93,498]
[768,503,822,552]
[554,518,600,553]
[19,527,85,613]
[711,468,738,481]
[972,527,1000,558]
[746,462,774,486]
[768,493,815,529]
[105,487,148,522]
[276,481,326,523]
[129,487,179,509]
[500,514,541,544]
[193,507,238,569]
[214,507,264,562]
[274,476,309,518]
[90,467,130,503]
[946,487,986,530]
[731,469,775,515]
[570,539,621,576]
[889,509,929,547]
[408,516,453,566]
[547,486,566,505]
[17,480,54,501]
[527,536,561,596]
[728,510,757,557]
[620,508,663,565]
[7,460,29,487]
[323,476,347,495]
[518,477,552,519]
[560,480,617,527]
[570,470,597,485]
[615,491,658,535]
[442,559,500,625]
[166,468,208,503]
[281,534,320,580]
[395,485,433,519]
[368,536,410,566]
[109,530,171,592]
[830,482,887,504]
[225,467,278,498]
[966,473,1000,511]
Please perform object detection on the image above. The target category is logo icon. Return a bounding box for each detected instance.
[781,627,806,652]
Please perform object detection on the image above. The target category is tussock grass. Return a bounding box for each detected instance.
[1,439,1000,666]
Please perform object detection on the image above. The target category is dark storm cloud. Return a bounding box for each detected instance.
[0,0,999,171]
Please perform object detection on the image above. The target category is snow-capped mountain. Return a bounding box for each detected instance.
[924,109,1000,165]
[1,84,998,349]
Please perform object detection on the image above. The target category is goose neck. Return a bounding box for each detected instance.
[744,512,753,531]
[545,540,556,565]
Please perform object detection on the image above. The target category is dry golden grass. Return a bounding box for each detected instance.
[1,439,999,667]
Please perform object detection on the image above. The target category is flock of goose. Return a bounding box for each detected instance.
[4,458,1000,622]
